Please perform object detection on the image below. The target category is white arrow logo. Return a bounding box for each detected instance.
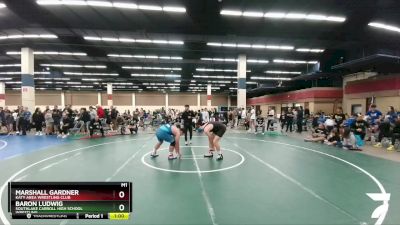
[367,193,391,225]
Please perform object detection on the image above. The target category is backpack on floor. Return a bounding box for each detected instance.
[355,135,365,147]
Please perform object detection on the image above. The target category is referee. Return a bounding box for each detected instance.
[181,105,195,145]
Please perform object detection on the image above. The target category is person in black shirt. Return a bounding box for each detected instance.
[296,106,304,133]
[255,115,265,134]
[374,118,392,148]
[333,107,346,128]
[388,119,400,151]
[324,128,341,146]
[285,108,294,132]
[59,113,73,138]
[52,105,62,134]
[279,110,286,132]
[351,115,369,140]
[202,121,227,160]
[89,115,104,138]
[128,118,138,134]
[32,108,44,135]
[181,105,195,145]
[304,124,328,143]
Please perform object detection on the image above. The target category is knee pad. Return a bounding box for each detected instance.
[170,141,176,147]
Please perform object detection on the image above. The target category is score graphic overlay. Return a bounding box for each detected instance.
[8,182,132,220]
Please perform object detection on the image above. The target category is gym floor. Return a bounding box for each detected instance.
[0,131,399,225]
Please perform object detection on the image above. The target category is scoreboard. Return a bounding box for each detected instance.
[8,182,132,220]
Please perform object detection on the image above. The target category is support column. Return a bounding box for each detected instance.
[107,83,113,107]
[0,82,5,108]
[237,54,247,109]
[61,91,65,107]
[97,92,101,106]
[227,95,231,108]
[21,47,35,112]
[207,84,212,108]
[197,93,201,110]
[132,93,136,109]
[165,93,169,110]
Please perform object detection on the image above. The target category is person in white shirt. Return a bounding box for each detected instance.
[267,107,275,131]
[324,116,336,133]
[249,106,256,132]
[201,108,209,123]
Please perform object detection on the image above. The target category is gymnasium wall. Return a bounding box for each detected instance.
[343,74,400,115]
[247,87,343,114]
[3,91,231,111]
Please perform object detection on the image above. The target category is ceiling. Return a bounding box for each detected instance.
[0,0,400,96]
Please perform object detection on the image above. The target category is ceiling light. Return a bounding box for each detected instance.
[87,1,112,7]
[251,77,292,80]
[264,12,285,18]
[0,3,6,8]
[122,66,181,71]
[0,34,57,41]
[40,64,106,68]
[221,9,345,23]
[207,42,222,46]
[108,54,182,60]
[138,5,162,11]
[237,44,251,48]
[112,2,137,9]
[131,73,181,78]
[273,59,318,64]
[222,43,237,47]
[220,10,242,16]
[242,11,264,17]
[368,22,400,33]
[265,70,302,74]
[64,72,117,76]
[102,37,119,42]
[252,44,266,49]
[285,13,307,19]
[247,59,269,64]
[163,6,186,13]
[0,64,21,67]
[296,48,324,53]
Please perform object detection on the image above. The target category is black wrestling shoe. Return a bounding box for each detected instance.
[216,154,223,161]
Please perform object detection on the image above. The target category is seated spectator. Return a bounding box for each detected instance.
[89,116,104,138]
[374,118,392,148]
[386,106,398,125]
[351,115,369,140]
[366,104,382,126]
[333,107,346,128]
[324,128,341,146]
[128,118,138,134]
[324,116,336,133]
[387,119,400,151]
[342,127,357,150]
[58,113,73,138]
[304,124,327,143]
[255,114,265,134]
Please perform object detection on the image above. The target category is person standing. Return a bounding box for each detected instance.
[21,107,31,135]
[110,106,118,130]
[285,108,294,132]
[32,108,44,136]
[249,106,256,132]
[333,107,346,128]
[267,107,275,131]
[181,105,195,145]
[296,106,304,133]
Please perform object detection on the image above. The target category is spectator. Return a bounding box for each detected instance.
[97,105,105,119]
[387,119,400,151]
[45,109,54,135]
[374,118,392,148]
[5,109,13,133]
[267,107,275,131]
[52,105,61,134]
[351,115,369,140]
[304,123,327,143]
[21,107,31,135]
[110,106,119,130]
[324,128,341,146]
[32,107,44,136]
[59,113,73,138]
[342,127,357,150]
[89,115,104,138]
[285,108,294,132]
[324,116,336,133]
[296,106,304,133]
[366,104,382,126]
[333,107,346,128]
[386,106,398,125]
